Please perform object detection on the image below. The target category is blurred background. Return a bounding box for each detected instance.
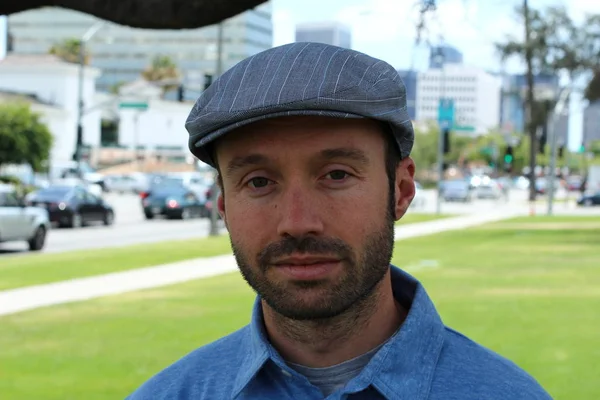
[0,0,599,399]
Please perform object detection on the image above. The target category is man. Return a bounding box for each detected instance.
[127,43,551,400]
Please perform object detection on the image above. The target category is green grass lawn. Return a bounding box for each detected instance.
[398,211,454,224]
[0,216,598,399]
[0,236,233,291]
[0,212,451,291]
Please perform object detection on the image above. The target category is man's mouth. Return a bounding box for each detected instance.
[272,256,342,280]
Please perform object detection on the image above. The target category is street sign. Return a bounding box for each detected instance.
[438,98,454,129]
[119,101,148,110]
[453,125,475,132]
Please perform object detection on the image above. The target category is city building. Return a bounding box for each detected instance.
[0,54,101,165]
[583,100,600,146]
[397,70,417,120]
[415,65,502,135]
[499,73,571,146]
[499,73,559,131]
[6,3,273,99]
[429,45,463,69]
[295,22,352,48]
[115,80,194,157]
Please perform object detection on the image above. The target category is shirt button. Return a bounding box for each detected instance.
[281,369,292,377]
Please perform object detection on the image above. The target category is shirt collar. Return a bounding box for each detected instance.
[232,266,446,399]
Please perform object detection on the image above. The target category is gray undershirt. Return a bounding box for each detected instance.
[287,343,384,397]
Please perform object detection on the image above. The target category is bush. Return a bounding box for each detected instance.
[0,175,22,185]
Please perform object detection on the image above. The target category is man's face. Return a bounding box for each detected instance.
[215,116,408,321]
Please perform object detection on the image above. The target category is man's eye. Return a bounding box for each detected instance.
[327,170,349,180]
[248,177,270,188]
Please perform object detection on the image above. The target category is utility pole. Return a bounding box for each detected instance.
[523,0,538,208]
[412,1,444,213]
[208,21,224,236]
[74,21,105,177]
[436,48,447,215]
[546,88,571,215]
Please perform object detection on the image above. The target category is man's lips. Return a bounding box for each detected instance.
[272,256,342,280]
[273,256,341,266]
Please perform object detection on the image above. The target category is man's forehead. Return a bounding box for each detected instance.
[219,116,383,147]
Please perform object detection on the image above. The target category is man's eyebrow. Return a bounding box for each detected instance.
[224,148,370,177]
[318,148,370,166]
[225,154,270,177]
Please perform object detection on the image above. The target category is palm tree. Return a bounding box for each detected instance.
[48,38,90,64]
[141,55,181,97]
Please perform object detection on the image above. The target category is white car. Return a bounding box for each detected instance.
[0,187,50,251]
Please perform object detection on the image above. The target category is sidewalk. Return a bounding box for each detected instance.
[0,210,522,317]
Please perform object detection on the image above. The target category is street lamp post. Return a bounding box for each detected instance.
[74,21,105,177]
[208,21,224,237]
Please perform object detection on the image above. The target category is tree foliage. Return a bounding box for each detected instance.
[0,102,54,172]
[588,140,600,157]
[496,6,599,81]
[495,6,599,128]
[141,55,181,96]
[408,123,595,177]
[410,123,439,173]
[48,38,90,65]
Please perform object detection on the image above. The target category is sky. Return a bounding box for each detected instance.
[272,0,598,150]
[1,1,597,149]
[272,0,595,72]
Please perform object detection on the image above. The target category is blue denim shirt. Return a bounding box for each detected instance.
[126,266,552,399]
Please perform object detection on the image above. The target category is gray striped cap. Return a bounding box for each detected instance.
[185,42,414,167]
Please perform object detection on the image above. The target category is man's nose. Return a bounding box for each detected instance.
[276,184,324,238]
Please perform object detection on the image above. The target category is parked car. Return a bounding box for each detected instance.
[535,178,547,195]
[442,180,473,202]
[142,184,206,220]
[51,161,108,192]
[27,185,114,228]
[0,186,50,251]
[476,181,503,200]
[566,176,584,192]
[45,177,103,197]
[105,173,149,194]
[166,172,212,205]
[513,176,530,190]
[139,176,186,201]
[577,191,600,207]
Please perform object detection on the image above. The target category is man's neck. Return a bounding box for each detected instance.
[262,273,407,368]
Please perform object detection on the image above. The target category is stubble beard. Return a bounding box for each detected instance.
[230,206,395,323]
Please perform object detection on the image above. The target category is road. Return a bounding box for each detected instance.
[0,188,595,255]
[0,193,225,254]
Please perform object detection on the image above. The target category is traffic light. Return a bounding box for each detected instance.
[204,74,213,91]
[503,145,514,173]
[558,146,564,158]
[442,128,451,154]
[503,145,514,163]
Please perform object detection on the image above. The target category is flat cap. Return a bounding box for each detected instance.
[185,42,414,167]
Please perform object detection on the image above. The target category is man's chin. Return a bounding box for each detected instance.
[263,289,353,321]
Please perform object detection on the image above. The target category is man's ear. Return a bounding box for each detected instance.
[394,157,416,221]
[217,192,227,228]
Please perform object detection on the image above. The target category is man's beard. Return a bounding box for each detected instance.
[230,202,396,321]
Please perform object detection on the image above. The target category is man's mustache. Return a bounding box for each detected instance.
[257,236,353,271]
